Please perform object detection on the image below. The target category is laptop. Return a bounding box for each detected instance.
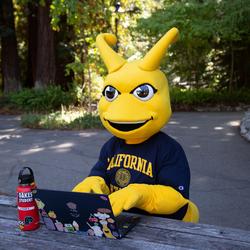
[33,189,140,239]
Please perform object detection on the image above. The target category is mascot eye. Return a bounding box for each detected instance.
[103,85,119,101]
[132,84,157,101]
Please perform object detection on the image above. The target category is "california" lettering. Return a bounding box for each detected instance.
[107,154,153,178]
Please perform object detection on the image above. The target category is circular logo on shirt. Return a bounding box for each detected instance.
[115,168,131,188]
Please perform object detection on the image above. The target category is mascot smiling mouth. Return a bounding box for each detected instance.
[107,118,152,132]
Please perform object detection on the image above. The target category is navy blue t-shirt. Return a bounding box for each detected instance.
[89,131,190,219]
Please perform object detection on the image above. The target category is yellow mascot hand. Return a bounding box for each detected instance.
[72,176,110,195]
[109,185,143,217]
[109,184,199,223]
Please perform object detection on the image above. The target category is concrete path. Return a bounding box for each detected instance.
[0,113,249,230]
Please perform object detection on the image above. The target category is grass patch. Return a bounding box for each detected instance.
[21,110,103,130]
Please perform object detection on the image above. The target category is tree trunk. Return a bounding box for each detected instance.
[26,1,38,88]
[235,45,250,89]
[55,15,74,90]
[0,0,21,94]
[34,0,55,89]
[229,43,234,93]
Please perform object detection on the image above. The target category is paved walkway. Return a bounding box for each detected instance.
[0,113,249,230]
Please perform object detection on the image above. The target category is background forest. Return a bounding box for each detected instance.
[0,0,250,128]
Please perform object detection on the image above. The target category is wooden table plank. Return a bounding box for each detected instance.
[0,195,16,206]
[138,215,250,243]
[1,195,250,250]
[0,218,183,250]
[1,195,250,243]
[1,210,250,249]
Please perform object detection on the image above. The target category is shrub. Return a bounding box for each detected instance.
[8,86,75,112]
[170,87,250,107]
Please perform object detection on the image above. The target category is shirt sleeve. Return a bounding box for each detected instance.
[156,141,190,199]
[88,140,111,185]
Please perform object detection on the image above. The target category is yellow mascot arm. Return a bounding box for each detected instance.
[109,183,199,223]
[72,176,110,195]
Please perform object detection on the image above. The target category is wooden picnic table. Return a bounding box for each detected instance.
[1,194,250,250]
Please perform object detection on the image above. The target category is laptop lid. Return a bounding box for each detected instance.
[33,189,138,239]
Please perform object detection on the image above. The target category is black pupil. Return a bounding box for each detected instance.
[105,87,116,99]
[136,85,149,98]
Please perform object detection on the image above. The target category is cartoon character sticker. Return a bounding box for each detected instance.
[43,217,56,230]
[97,208,111,214]
[87,222,103,237]
[86,210,118,238]
[54,220,64,231]
[93,212,110,220]
[64,223,75,233]
[99,220,116,239]
[87,229,95,236]
[48,210,57,219]
[24,216,33,225]
[88,215,98,223]
[18,220,25,230]
[66,202,80,218]
[72,220,79,231]
[66,202,77,210]
[35,198,45,210]
[41,209,48,217]
[107,218,115,223]
[100,196,108,201]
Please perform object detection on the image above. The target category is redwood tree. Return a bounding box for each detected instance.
[34,0,56,88]
[26,1,38,88]
[0,0,21,94]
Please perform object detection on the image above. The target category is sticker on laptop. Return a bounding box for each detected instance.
[66,201,80,218]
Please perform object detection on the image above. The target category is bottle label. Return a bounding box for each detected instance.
[18,206,35,211]
[18,192,33,202]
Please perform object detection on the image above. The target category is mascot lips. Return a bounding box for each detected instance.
[107,118,153,132]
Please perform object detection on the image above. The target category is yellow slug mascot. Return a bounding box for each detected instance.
[73,28,199,223]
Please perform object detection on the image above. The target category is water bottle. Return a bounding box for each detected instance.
[17,167,40,230]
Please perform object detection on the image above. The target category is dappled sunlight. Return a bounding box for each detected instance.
[0,128,16,133]
[0,134,22,140]
[226,132,235,136]
[190,126,199,129]
[78,132,98,137]
[168,121,180,125]
[49,142,75,153]
[20,147,45,156]
[54,148,71,153]
[214,126,224,130]
[50,142,74,149]
[227,120,240,127]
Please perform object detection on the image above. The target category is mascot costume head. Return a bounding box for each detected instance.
[73,28,199,231]
[97,28,178,144]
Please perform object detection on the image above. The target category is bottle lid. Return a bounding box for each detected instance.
[18,167,35,185]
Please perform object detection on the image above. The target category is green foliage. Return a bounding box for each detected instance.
[21,111,103,130]
[170,87,250,107]
[136,0,250,89]
[49,0,113,108]
[8,86,75,112]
